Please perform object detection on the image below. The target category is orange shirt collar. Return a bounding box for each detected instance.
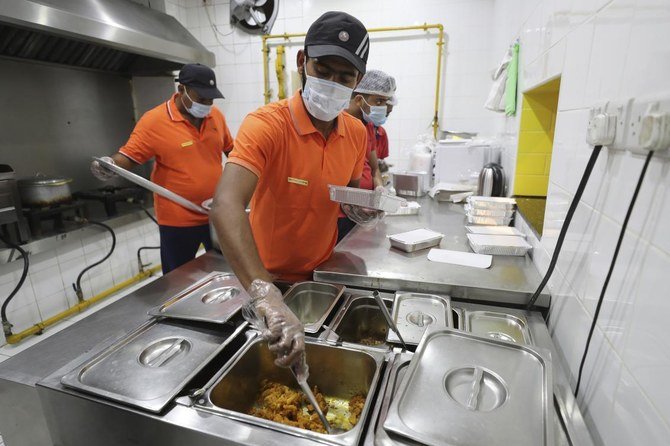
[166,93,213,123]
[288,90,345,138]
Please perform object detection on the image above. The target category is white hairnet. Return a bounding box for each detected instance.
[354,69,397,98]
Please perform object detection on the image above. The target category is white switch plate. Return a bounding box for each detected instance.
[592,94,670,154]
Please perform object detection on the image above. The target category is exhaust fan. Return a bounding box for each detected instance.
[230,0,279,35]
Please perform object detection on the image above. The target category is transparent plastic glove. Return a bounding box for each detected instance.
[341,203,386,228]
[341,191,386,229]
[243,279,307,371]
[90,156,116,181]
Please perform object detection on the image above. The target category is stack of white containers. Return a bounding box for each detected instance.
[464,196,532,256]
[464,196,516,225]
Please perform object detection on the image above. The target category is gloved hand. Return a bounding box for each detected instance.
[243,279,306,370]
[341,203,385,228]
[90,156,117,181]
[341,190,387,229]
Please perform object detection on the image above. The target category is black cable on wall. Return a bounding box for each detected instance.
[526,145,603,309]
[575,150,655,396]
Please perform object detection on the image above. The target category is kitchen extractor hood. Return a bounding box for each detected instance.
[0,0,215,75]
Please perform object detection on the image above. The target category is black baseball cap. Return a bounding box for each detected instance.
[176,63,224,99]
[304,11,369,74]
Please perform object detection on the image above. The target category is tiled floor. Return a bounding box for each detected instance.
[0,271,162,445]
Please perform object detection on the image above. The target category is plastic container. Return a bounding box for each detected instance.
[467,234,532,256]
[328,185,406,213]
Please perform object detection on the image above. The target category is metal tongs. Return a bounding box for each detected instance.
[290,360,341,434]
[242,304,338,434]
[372,290,409,351]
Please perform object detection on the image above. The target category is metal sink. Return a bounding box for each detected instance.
[196,336,385,446]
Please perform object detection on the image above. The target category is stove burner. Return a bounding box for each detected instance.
[74,187,147,217]
[23,201,88,237]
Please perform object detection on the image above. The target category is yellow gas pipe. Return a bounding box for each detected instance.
[275,45,287,100]
[5,264,162,345]
[260,23,446,137]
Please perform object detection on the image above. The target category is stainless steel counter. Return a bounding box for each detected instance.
[315,197,550,306]
[0,251,586,445]
[0,252,230,446]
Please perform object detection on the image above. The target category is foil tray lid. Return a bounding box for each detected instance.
[384,327,553,446]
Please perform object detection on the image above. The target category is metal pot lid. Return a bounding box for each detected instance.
[19,174,72,186]
[383,327,553,446]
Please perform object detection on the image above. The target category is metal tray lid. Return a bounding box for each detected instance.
[384,327,553,446]
[60,320,246,413]
[148,272,249,324]
[387,292,453,345]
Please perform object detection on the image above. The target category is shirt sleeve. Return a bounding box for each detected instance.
[227,113,276,178]
[118,114,156,164]
[351,129,367,181]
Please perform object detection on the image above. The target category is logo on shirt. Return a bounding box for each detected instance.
[181,140,194,147]
[287,177,309,186]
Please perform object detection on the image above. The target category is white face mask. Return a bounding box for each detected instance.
[360,97,388,126]
[183,88,212,118]
[301,69,353,122]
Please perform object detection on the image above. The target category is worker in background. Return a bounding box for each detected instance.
[90,63,233,274]
[337,69,397,242]
[375,96,396,174]
[211,11,374,375]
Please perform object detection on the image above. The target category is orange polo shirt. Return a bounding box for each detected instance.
[119,94,233,227]
[228,91,367,281]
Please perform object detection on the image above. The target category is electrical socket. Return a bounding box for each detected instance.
[600,94,670,153]
[586,102,617,146]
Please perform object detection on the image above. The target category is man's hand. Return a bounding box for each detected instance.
[90,156,117,181]
[244,279,307,370]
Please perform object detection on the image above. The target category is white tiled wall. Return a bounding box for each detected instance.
[0,217,160,347]
[496,0,670,443]
[163,0,498,170]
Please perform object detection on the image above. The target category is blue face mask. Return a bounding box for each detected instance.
[360,96,388,126]
[183,88,212,118]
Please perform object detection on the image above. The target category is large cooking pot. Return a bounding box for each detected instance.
[18,174,73,207]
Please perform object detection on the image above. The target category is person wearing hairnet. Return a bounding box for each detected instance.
[337,69,397,242]
[210,12,379,378]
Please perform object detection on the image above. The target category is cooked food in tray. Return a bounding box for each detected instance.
[248,379,366,433]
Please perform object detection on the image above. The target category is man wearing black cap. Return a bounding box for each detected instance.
[211,12,371,375]
[91,63,234,274]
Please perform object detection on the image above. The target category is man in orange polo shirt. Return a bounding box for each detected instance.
[211,12,370,372]
[91,63,233,274]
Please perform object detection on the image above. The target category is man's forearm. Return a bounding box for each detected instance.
[211,200,272,290]
[111,152,139,170]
